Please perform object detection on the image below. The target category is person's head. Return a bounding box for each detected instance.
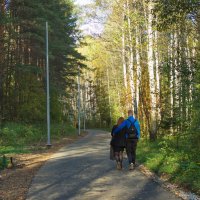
[117,117,124,126]
[128,109,133,116]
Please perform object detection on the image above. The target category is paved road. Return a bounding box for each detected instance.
[26,130,181,200]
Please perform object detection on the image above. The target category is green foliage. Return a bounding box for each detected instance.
[0,122,77,153]
[0,123,44,145]
[154,0,200,30]
[110,104,124,125]
[0,0,84,124]
[137,138,200,194]
[0,122,77,170]
[85,119,101,129]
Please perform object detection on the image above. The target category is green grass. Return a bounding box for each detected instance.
[137,138,200,195]
[0,122,77,155]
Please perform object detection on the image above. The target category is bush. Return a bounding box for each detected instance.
[0,122,77,154]
[137,137,200,195]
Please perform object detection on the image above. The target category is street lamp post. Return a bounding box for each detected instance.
[77,67,81,136]
[83,84,86,131]
[46,21,51,147]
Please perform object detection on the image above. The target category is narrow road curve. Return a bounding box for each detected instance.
[26,130,181,200]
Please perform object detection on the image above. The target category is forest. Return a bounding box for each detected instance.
[78,0,200,194]
[0,0,200,195]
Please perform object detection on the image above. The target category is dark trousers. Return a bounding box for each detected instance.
[126,139,138,164]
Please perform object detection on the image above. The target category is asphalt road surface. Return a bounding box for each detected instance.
[26,130,181,200]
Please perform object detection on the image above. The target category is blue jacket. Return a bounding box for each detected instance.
[113,116,140,139]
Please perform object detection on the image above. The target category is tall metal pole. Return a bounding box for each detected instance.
[46,21,51,146]
[77,67,81,136]
[83,83,86,131]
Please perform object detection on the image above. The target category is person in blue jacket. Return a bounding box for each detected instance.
[113,109,140,170]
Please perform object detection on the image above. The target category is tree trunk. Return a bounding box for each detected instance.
[135,26,141,118]
[174,31,180,134]
[126,0,135,108]
[154,29,161,122]
[122,3,128,89]
[169,33,174,134]
[0,0,6,124]
[133,0,141,118]
[147,1,157,140]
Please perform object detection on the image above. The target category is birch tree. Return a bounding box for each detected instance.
[126,0,135,108]
[122,3,128,89]
[147,1,157,140]
[80,0,200,143]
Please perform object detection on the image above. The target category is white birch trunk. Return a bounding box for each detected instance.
[174,31,180,133]
[86,72,93,120]
[133,0,141,117]
[186,36,192,122]
[178,30,183,131]
[126,0,135,107]
[154,29,161,122]
[122,4,128,89]
[169,33,174,134]
[135,26,141,115]
[147,1,157,139]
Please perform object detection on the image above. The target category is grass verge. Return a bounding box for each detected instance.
[0,122,78,169]
[137,138,200,195]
